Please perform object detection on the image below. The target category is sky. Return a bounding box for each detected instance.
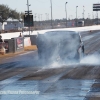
[0,0,100,20]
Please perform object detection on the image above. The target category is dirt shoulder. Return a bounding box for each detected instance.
[0,45,37,59]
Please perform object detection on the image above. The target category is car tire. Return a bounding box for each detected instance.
[79,48,84,61]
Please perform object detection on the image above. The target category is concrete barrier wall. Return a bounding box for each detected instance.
[6,39,15,53]
[24,35,37,45]
[24,37,31,47]
[14,37,24,53]
[4,37,24,53]
[1,25,100,47]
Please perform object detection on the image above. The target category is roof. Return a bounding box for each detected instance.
[7,18,19,22]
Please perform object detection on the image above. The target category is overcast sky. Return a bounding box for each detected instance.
[0,0,100,20]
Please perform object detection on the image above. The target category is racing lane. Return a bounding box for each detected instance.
[1,31,100,100]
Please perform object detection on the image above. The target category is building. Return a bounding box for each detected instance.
[0,22,7,31]
[4,18,24,31]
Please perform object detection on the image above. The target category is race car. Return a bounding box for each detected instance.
[36,29,84,64]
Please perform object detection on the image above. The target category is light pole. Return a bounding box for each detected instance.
[38,14,40,21]
[34,13,37,27]
[76,6,78,27]
[35,13,37,21]
[50,0,53,29]
[88,13,90,19]
[38,14,40,26]
[65,2,68,27]
[83,6,85,19]
[26,0,31,35]
[40,14,42,29]
[47,13,49,20]
[41,14,42,21]
[45,13,47,28]
[45,13,47,20]
[92,12,94,24]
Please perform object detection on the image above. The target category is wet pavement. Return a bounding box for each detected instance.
[1,64,100,100]
[0,74,95,100]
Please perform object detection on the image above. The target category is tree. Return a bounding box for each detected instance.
[0,4,10,24]
[0,4,23,24]
[20,12,24,21]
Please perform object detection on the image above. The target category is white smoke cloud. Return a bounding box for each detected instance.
[80,54,100,65]
[37,31,81,66]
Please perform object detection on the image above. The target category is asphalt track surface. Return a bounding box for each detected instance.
[1,31,100,100]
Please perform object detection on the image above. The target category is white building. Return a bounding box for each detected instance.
[0,22,7,31]
[4,18,24,31]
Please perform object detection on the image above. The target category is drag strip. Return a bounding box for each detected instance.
[1,31,100,100]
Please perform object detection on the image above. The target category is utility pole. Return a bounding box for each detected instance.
[24,0,33,34]
[76,6,78,27]
[97,11,98,25]
[27,0,31,35]
[82,6,85,26]
[65,2,68,28]
[45,13,47,20]
[50,0,53,29]
[35,13,37,27]
[92,12,94,25]
[88,13,90,19]
[38,14,40,27]
[48,13,49,20]
[35,13,37,21]
[41,14,42,21]
[83,6,85,19]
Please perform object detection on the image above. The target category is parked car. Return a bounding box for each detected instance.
[36,30,84,64]
[77,20,84,27]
